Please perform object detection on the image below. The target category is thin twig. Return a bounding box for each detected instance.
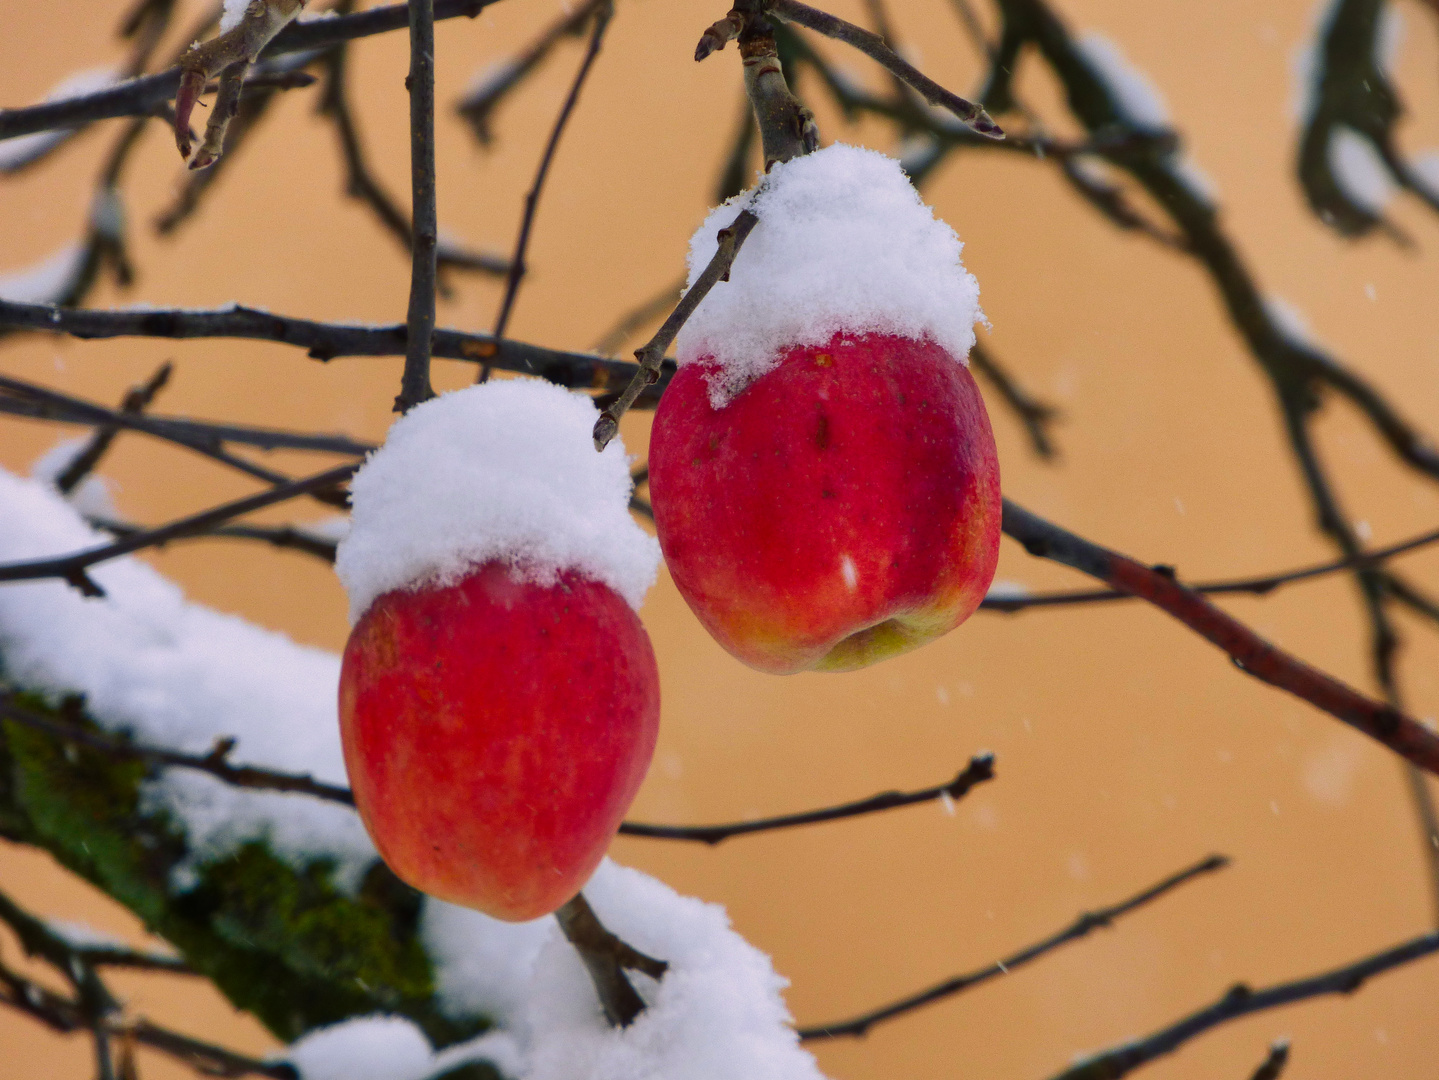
[980,524,1439,612]
[969,342,1059,459]
[0,372,375,457]
[1045,932,1439,1079]
[396,0,438,412]
[763,0,1002,136]
[619,752,994,844]
[0,692,355,805]
[0,955,297,1078]
[56,361,172,494]
[593,208,759,449]
[1247,1041,1290,1080]
[800,854,1228,1040]
[485,0,613,378]
[1001,499,1439,776]
[0,463,357,595]
[457,0,604,145]
[0,0,504,142]
[90,515,342,563]
[555,893,668,1028]
[0,301,671,405]
[318,39,506,290]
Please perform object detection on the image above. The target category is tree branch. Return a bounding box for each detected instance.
[1001,499,1439,777]
[763,0,1002,136]
[1045,932,1439,1079]
[619,752,994,844]
[0,463,357,595]
[800,854,1228,1040]
[0,0,505,143]
[981,524,1439,612]
[592,208,758,449]
[970,341,1059,459]
[0,300,671,405]
[485,0,613,378]
[395,0,438,412]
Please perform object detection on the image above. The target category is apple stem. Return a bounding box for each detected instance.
[555,892,669,1028]
[593,209,760,451]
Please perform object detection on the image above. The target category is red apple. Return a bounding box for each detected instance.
[339,561,660,922]
[648,332,1001,674]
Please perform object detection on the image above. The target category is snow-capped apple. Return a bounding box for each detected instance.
[335,380,661,921]
[648,144,1001,674]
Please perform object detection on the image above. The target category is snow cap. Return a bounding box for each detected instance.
[675,143,982,405]
[335,378,659,622]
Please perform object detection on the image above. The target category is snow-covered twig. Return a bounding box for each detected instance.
[620,752,995,844]
[0,462,357,595]
[1044,932,1439,1079]
[0,692,354,804]
[1001,499,1439,777]
[800,854,1228,1040]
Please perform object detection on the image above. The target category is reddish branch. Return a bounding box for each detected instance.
[1002,499,1439,777]
[981,524,1439,612]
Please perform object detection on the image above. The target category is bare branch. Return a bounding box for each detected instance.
[763,0,1002,137]
[0,692,355,805]
[0,463,357,594]
[1001,499,1439,777]
[800,854,1228,1040]
[55,361,172,494]
[969,342,1059,459]
[981,524,1439,612]
[593,209,758,449]
[395,0,439,413]
[0,0,504,144]
[457,0,604,145]
[1247,1041,1291,1080]
[1045,933,1439,1079]
[488,0,614,365]
[620,752,994,844]
[0,300,671,405]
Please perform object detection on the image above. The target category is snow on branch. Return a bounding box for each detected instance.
[0,470,832,1080]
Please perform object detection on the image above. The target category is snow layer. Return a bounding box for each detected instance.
[220,0,254,32]
[1327,126,1396,213]
[0,68,117,173]
[518,861,826,1080]
[335,379,658,621]
[0,467,374,884]
[1074,33,1169,131]
[675,143,982,405]
[0,467,827,1080]
[1414,150,1439,201]
[0,243,86,305]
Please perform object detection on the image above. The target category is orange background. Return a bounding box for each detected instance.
[3,1,1439,1078]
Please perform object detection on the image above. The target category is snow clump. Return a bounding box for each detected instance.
[1074,32,1169,131]
[336,378,659,622]
[676,142,982,406]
